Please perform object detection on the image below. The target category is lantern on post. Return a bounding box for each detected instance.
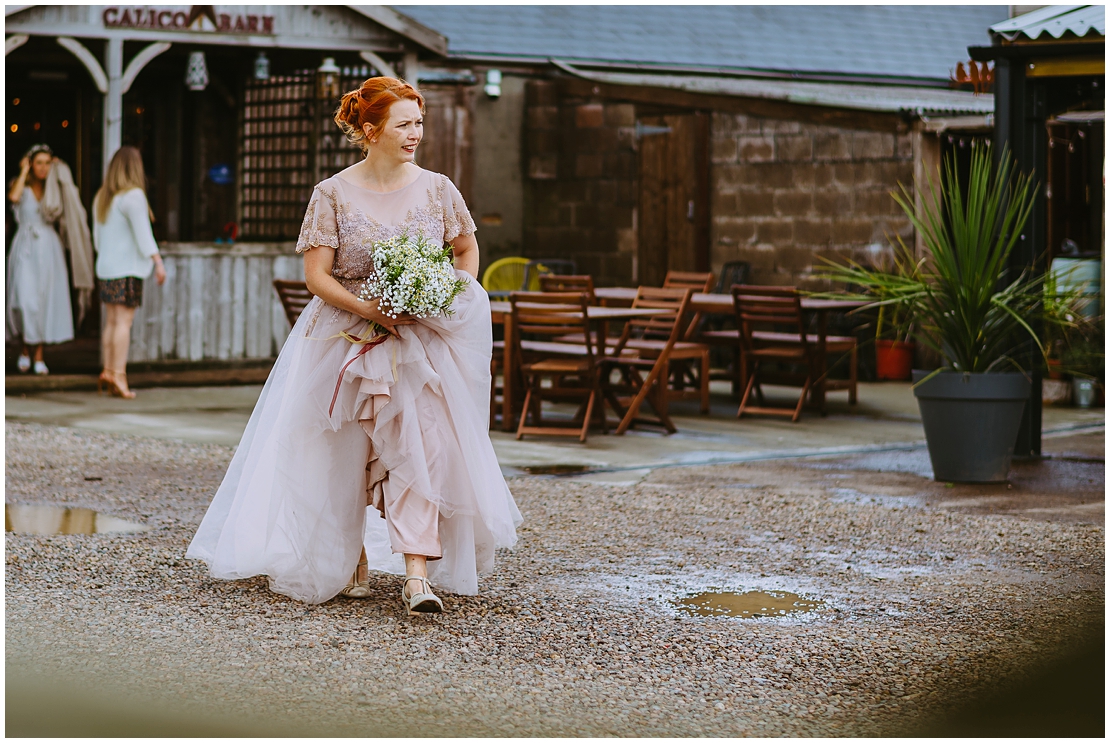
[316,57,341,100]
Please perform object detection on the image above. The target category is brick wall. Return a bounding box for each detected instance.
[523,80,638,286]
[523,79,916,289]
[711,112,914,288]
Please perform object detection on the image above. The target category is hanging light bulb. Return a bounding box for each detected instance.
[186,50,209,91]
[254,52,270,81]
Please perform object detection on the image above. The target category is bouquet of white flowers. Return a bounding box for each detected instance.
[355,231,469,324]
[329,232,469,415]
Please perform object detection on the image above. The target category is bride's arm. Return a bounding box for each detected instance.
[303,246,415,336]
[451,233,479,279]
[8,157,29,204]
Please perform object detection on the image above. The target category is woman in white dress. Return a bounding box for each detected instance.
[187,77,521,612]
[7,144,73,373]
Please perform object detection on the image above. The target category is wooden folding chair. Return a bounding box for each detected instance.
[524,258,578,291]
[539,274,596,303]
[704,285,859,406]
[511,291,605,442]
[273,280,314,327]
[663,270,714,293]
[732,285,816,422]
[601,287,693,434]
[661,270,715,403]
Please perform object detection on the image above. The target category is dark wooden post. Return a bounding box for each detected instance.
[995,59,1047,457]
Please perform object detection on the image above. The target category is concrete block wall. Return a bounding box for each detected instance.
[523,80,638,286]
[711,112,914,288]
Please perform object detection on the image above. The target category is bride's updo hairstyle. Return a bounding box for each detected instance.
[335,76,425,153]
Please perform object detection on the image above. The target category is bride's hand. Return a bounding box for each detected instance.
[358,298,417,337]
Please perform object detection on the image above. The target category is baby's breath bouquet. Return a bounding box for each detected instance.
[329,232,468,414]
[355,231,468,327]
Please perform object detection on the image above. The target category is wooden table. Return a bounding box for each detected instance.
[489,301,670,432]
[595,287,865,316]
[593,288,868,410]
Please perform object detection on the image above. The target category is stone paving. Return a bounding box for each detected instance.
[5,391,1104,736]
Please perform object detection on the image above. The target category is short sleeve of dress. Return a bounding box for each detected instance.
[296,184,339,253]
[441,176,477,244]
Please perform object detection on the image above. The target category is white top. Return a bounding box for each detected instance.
[93,188,159,280]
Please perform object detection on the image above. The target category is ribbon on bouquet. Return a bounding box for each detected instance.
[328,328,390,416]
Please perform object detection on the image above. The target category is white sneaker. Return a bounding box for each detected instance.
[32,360,48,375]
[16,355,30,373]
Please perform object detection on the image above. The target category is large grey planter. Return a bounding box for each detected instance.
[912,370,1032,483]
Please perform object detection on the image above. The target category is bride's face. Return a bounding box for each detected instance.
[31,153,52,182]
[365,99,423,163]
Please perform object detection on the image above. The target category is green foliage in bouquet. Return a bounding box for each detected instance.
[819,143,1076,374]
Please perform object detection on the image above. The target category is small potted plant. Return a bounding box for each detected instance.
[873,298,916,381]
[822,143,1075,482]
[1059,315,1104,408]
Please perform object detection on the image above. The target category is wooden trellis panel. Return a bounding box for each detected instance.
[316,73,370,184]
[240,74,315,240]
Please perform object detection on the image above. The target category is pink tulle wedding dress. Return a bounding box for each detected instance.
[186,169,521,603]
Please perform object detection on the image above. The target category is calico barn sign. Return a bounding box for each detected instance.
[102,6,275,34]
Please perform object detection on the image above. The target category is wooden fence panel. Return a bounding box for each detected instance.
[126,244,304,363]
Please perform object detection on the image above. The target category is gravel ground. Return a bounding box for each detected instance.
[5,421,1104,736]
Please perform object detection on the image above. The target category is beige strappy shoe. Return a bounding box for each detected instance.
[402,576,443,614]
[339,559,371,598]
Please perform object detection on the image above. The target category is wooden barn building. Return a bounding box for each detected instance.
[5,5,1037,368]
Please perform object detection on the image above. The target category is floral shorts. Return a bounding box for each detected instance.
[98,277,143,308]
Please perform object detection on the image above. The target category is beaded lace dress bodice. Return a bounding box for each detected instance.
[296,169,476,293]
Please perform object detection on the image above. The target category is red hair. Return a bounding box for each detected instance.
[334,76,425,153]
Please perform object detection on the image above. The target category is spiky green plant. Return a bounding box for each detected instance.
[819,143,1065,374]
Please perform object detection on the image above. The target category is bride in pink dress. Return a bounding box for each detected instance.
[187,77,521,612]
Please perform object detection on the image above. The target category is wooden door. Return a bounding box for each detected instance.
[417,84,474,203]
[637,111,710,287]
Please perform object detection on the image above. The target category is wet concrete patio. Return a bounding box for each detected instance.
[6,380,1104,480]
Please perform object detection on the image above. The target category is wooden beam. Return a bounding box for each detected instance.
[1025,57,1104,78]
[56,36,107,93]
[5,34,29,56]
[346,5,447,56]
[558,76,906,133]
[121,42,171,94]
[359,50,397,79]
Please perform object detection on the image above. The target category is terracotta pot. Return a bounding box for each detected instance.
[875,340,915,381]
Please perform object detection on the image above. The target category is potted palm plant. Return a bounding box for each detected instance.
[822,143,1065,482]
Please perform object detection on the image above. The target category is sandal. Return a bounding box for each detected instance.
[402,576,443,615]
[99,370,136,399]
[339,559,371,598]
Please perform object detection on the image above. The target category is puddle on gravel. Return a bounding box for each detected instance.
[5,505,150,535]
[520,464,594,476]
[674,590,823,618]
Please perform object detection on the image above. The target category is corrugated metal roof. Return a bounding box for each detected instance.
[556,63,995,117]
[990,5,1105,41]
[397,5,1007,83]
